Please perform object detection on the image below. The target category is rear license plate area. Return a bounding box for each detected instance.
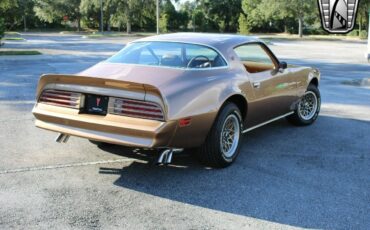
[84,94,109,115]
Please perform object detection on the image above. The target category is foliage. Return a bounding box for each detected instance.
[81,0,156,33]
[0,18,5,41]
[360,31,368,40]
[34,0,82,31]
[0,0,16,10]
[348,29,359,37]
[0,0,367,37]
[159,13,169,33]
[238,0,264,34]
[256,0,317,37]
[206,0,242,32]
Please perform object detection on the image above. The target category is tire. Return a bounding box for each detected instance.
[287,84,321,126]
[196,103,243,168]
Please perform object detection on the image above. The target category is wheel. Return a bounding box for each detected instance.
[196,103,243,168]
[287,84,321,126]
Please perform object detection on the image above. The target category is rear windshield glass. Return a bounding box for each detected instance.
[106,41,227,69]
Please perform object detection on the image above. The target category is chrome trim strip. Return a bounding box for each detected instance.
[109,97,165,121]
[242,112,294,133]
[111,107,163,116]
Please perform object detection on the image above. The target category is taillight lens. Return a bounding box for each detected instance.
[39,90,82,109]
[111,98,164,121]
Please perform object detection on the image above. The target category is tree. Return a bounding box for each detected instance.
[0,0,15,10]
[0,0,13,44]
[238,0,264,34]
[357,0,369,36]
[0,0,17,33]
[34,0,82,31]
[260,0,316,37]
[108,0,156,33]
[186,0,242,32]
[0,18,5,43]
[206,0,242,32]
[159,13,169,32]
[2,0,34,32]
[158,0,187,32]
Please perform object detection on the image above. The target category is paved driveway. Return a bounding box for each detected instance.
[0,33,369,229]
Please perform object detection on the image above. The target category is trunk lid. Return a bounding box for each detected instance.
[78,62,186,89]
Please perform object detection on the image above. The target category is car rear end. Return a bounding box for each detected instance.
[32,74,177,148]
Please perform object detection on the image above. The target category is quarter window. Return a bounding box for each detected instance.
[234,44,276,73]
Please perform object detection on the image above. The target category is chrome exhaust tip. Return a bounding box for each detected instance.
[157,149,171,165]
[55,133,70,143]
[157,148,183,165]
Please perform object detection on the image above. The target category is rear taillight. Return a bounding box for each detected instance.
[111,98,164,121]
[39,90,82,109]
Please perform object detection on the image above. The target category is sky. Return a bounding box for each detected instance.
[171,0,194,10]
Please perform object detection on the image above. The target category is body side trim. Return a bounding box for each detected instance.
[242,112,294,133]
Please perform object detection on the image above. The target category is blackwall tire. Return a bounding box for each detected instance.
[196,103,243,168]
[287,84,321,126]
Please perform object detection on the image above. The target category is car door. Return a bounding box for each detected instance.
[234,43,297,128]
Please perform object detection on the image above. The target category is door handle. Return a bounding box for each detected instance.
[253,82,261,88]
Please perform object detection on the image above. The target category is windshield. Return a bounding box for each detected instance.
[106,41,227,69]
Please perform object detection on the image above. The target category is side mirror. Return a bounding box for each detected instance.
[279,61,288,69]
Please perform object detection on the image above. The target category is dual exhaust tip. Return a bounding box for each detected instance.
[55,133,70,143]
[157,148,183,165]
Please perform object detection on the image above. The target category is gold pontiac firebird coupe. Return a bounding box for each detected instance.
[32,33,321,168]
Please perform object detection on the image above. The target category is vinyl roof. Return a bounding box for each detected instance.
[135,33,261,50]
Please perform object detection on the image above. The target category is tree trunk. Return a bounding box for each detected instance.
[359,16,362,35]
[125,6,131,34]
[127,21,131,34]
[77,17,81,32]
[23,15,27,32]
[284,24,288,33]
[298,16,303,38]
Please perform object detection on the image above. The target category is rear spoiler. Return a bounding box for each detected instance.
[35,74,166,109]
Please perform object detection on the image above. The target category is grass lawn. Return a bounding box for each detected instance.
[4,32,22,36]
[257,33,366,41]
[0,50,42,55]
[3,37,26,41]
[84,32,156,38]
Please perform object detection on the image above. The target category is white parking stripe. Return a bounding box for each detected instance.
[0,158,135,175]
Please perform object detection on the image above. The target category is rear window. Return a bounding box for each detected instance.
[106,41,227,69]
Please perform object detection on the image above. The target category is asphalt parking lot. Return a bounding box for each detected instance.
[0,33,369,229]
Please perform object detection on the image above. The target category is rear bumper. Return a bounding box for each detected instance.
[32,103,177,148]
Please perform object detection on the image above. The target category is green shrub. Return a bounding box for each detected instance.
[359,31,368,40]
[238,14,250,35]
[347,29,359,37]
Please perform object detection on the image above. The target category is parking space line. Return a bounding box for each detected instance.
[0,158,135,175]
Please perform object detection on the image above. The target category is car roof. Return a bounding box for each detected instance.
[135,33,261,50]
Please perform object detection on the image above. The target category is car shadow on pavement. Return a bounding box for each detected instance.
[97,115,370,229]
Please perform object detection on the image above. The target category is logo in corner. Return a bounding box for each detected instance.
[318,0,360,34]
